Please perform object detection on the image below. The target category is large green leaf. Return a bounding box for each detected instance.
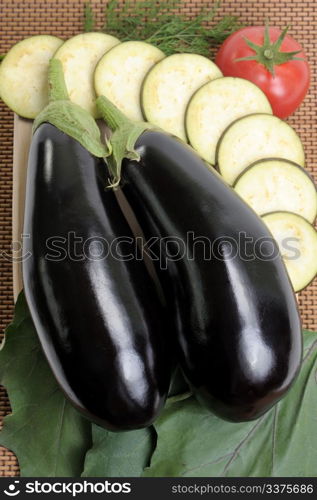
[2,291,317,478]
[82,425,154,477]
[0,292,92,477]
[81,367,191,477]
[144,331,317,477]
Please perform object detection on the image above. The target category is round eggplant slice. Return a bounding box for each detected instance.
[94,41,165,121]
[54,32,120,117]
[186,77,272,165]
[262,211,317,292]
[217,114,305,185]
[0,35,63,118]
[142,53,222,141]
[234,158,317,223]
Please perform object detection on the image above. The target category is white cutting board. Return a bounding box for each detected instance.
[12,114,32,301]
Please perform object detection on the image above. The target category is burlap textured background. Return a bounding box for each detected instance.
[0,0,316,477]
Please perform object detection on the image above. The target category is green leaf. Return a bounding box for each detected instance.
[0,292,92,477]
[144,331,317,477]
[82,425,155,477]
[81,366,191,477]
[2,290,316,478]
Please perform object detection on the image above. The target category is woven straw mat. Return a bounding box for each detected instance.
[0,0,316,477]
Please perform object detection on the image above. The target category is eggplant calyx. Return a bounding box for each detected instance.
[33,59,108,158]
[235,21,304,75]
[96,95,154,188]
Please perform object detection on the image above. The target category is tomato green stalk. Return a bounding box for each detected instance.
[236,22,303,75]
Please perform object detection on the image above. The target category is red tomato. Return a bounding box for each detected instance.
[215,26,310,118]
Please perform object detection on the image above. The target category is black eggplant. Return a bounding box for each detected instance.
[97,96,302,422]
[22,61,171,430]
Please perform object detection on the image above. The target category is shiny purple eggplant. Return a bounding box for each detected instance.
[23,123,171,430]
[117,129,302,422]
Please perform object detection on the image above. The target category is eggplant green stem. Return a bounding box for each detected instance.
[96,95,154,188]
[96,95,128,131]
[32,59,108,158]
[48,59,69,102]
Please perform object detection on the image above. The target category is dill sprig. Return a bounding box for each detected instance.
[83,0,242,56]
[83,2,95,32]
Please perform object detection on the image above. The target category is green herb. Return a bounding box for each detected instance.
[0,54,5,62]
[83,0,242,56]
[83,1,95,32]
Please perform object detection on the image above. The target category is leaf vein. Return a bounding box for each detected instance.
[222,416,266,476]
[271,404,278,476]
